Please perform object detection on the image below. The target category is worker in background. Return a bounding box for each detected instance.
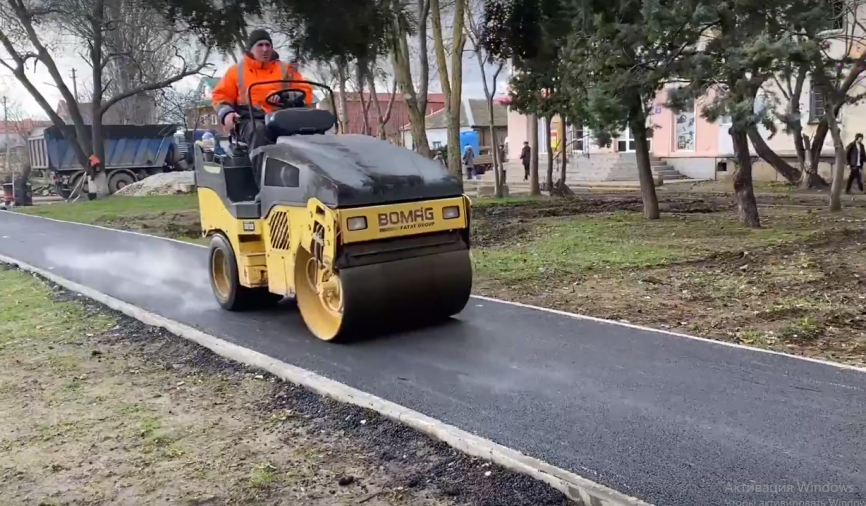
[212,29,313,160]
[520,141,531,181]
[846,133,865,194]
[462,144,475,180]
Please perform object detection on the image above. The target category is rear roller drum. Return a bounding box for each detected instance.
[295,245,473,342]
[209,234,282,311]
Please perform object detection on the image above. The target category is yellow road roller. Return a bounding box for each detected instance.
[194,79,473,341]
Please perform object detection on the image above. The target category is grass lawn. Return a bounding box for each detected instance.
[0,265,504,505]
[471,197,866,366]
[20,194,199,222]
[18,194,205,244]
[13,191,866,365]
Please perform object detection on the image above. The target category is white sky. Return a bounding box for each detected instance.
[0,35,508,119]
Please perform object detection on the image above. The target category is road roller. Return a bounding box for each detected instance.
[193,79,473,342]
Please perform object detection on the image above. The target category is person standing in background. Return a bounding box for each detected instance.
[462,144,475,180]
[520,141,531,181]
[846,133,865,194]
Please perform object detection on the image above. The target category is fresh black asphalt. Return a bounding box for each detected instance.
[2,211,865,506]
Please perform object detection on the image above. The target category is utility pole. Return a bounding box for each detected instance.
[70,68,79,102]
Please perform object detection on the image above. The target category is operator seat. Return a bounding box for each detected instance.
[265,109,336,137]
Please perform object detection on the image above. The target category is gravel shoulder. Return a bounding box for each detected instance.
[0,264,570,506]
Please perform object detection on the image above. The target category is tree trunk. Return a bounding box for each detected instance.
[529,114,540,195]
[630,111,660,220]
[337,63,349,134]
[545,117,553,191]
[389,29,430,156]
[799,134,825,189]
[793,129,806,170]
[826,111,846,212]
[731,128,761,228]
[367,72,397,141]
[430,0,466,178]
[89,0,110,198]
[559,122,567,190]
[355,64,371,137]
[746,127,801,183]
[489,110,502,198]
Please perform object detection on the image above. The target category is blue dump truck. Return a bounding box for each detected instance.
[27,124,223,197]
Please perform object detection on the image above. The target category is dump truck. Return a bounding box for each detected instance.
[28,124,193,198]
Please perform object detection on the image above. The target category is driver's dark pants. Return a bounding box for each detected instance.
[239,119,275,191]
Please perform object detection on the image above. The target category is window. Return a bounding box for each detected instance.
[567,122,585,152]
[675,97,696,151]
[537,117,550,154]
[432,141,441,149]
[263,158,300,187]
[828,0,845,30]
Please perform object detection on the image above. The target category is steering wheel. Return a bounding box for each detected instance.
[266,88,308,109]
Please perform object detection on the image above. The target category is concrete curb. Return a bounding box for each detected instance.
[0,253,653,506]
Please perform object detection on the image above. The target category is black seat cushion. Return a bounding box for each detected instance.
[265,109,336,136]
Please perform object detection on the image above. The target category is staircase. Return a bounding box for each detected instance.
[465,154,691,195]
[606,153,687,182]
[649,155,688,181]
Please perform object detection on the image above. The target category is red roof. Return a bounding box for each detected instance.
[0,119,52,134]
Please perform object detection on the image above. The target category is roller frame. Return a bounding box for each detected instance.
[193,82,473,341]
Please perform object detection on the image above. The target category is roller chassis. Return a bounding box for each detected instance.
[194,81,473,342]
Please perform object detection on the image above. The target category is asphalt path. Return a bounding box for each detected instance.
[2,211,866,506]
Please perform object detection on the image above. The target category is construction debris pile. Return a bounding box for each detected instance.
[115,172,195,197]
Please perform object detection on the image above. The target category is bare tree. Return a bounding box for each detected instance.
[465,2,505,196]
[156,84,208,132]
[0,98,45,173]
[390,0,432,156]
[367,66,398,141]
[348,61,374,136]
[747,0,866,190]
[807,0,866,211]
[100,0,178,124]
[430,0,467,177]
[307,60,352,132]
[0,0,210,197]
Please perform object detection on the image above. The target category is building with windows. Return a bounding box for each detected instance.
[503,6,863,183]
[400,98,507,152]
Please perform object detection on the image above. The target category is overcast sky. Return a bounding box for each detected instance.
[0,43,509,119]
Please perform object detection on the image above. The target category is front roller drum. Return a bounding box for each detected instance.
[294,247,473,342]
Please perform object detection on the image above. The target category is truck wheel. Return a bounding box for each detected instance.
[55,183,71,199]
[70,173,88,197]
[108,172,135,194]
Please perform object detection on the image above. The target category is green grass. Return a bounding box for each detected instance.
[249,462,279,489]
[17,194,197,224]
[0,267,113,349]
[473,211,816,282]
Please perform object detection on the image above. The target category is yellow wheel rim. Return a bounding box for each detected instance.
[212,248,231,301]
[295,248,344,341]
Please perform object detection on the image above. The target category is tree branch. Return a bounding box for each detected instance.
[99,50,211,116]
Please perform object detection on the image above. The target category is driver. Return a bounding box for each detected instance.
[212,29,314,156]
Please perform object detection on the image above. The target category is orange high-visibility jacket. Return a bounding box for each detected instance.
[212,53,314,124]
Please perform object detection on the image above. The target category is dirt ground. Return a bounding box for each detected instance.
[105,211,203,243]
[0,265,570,506]
[471,196,866,366]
